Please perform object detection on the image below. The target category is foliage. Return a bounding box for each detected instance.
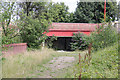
[0,2,74,48]
[18,2,52,20]
[117,1,120,21]
[18,2,52,48]
[70,33,88,50]
[74,1,117,23]
[68,12,76,23]
[19,2,71,23]
[47,2,71,23]
[0,2,22,45]
[73,22,118,78]
[0,33,1,78]
[75,43,118,78]
[18,2,72,48]
[19,15,48,48]
[87,23,118,51]
[45,35,57,48]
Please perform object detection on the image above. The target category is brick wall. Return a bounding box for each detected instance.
[2,43,27,54]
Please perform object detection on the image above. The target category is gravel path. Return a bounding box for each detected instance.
[44,56,75,70]
[32,56,76,78]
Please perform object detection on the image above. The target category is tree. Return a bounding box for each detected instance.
[48,2,70,22]
[68,12,75,23]
[1,2,15,36]
[18,2,75,48]
[74,1,117,23]
[117,1,120,21]
[0,2,21,45]
[18,2,52,48]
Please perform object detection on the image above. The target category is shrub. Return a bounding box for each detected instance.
[20,16,49,49]
[45,35,57,48]
[75,43,118,78]
[70,33,88,50]
[89,23,118,51]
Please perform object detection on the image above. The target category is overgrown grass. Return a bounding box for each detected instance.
[2,48,55,78]
[75,43,118,78]
[2,43,118,78]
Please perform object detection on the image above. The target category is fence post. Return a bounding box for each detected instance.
[88,42,92,56]
[79,53,81,64]
[42,41,45,50]
[88,42,92,64]
[79,53,81,80]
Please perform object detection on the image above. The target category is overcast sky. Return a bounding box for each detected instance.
[52,0,120,13]
[52,0,79,12]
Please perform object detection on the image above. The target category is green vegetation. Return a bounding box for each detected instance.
[48,2,70,22]
[2,48,55,78]
[18,2,52,48]
[70,22,118,78]
[74,1,117,23]
[19,16,48,48]
[2,47,82,78]
[85,23,118,51]
[1,1,118,48]
[0,2,71,48]
[70,22,118,51]
[70,33,88,50]
[0,2,21,45]
[69,22,118,78]
[117,1,120,20]
[1,1,118,78]
[45,35,57,48]
[75,43,118,78]
[0,30,1,79]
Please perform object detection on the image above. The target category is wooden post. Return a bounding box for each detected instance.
[88,42,92,64]
[42,41,45,50]
[88,42,92,56]
[79,74,81,80]
[79,53,81,80]
[79,53,81,64]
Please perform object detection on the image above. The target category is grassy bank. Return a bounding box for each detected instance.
[2,43,118,78]
[2,48,55,78]
[75,43,118,78]
[2,47,85,78]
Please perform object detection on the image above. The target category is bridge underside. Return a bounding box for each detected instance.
[52,37,72,51]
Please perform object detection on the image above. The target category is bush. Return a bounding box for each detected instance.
[70,33,88,50]
[78,43,118,78]
[70,22,118,51]
[45,35,57,48]
[89,23,118,51]
[20,16,49,49]
[2,27,22,45]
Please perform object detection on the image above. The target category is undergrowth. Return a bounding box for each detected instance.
[2,48,55,78]
[75,43,118,78]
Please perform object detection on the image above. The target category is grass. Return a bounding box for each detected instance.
[2,47,84,78]
[75,43,118,78]
[3,44,117,78]
[2,47,56,78]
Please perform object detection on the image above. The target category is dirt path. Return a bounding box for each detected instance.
[30,56,76,78]
[29,51,87,78]
[39,56,75,78]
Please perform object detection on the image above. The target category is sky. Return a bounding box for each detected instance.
[52,0,79,12]
[52,0,120,13]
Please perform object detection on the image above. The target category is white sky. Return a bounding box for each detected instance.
[52,0,120,13]
[52,0,79,12]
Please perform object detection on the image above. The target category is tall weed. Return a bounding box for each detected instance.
[84,23,118,51]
